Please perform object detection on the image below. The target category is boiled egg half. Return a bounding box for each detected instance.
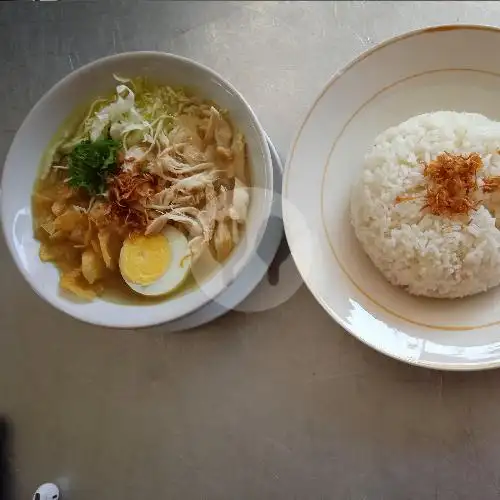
[119,226,192,296]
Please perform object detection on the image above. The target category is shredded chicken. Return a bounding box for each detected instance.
[188,235,206,262]
[229,179,249,222]
[89,97,247,257]
[213,219,234,261]
[145,209,203,237]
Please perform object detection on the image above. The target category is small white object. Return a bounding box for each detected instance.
[33,483,59,500]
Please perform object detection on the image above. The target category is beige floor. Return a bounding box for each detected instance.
[3,2,500,499]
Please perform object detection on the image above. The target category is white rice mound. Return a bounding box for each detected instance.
[350,111,500,299]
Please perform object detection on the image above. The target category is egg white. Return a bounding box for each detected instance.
[120,226,192,297]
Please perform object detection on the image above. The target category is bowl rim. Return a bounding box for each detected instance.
[283,23,500,371]
[1,51,273,329]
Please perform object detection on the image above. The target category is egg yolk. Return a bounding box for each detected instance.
[120,234,171,286]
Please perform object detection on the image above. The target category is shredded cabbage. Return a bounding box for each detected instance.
[52,76,192,161]
[90,84,137,141]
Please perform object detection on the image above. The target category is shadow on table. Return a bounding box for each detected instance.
[0,416,14,500]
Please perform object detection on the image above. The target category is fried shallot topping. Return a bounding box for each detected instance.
[395,152,487,217]
[394,194,418,204]
[482,175,500,194]
[107,169,167,231]
[421,152,482,216]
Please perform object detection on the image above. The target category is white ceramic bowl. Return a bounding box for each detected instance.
[284,25,500,370]
[1,52,273,328]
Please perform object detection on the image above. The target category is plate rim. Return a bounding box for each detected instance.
[283,24,500,371]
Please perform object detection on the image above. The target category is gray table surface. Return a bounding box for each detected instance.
[3,1,500,499]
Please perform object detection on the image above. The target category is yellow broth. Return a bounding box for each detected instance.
[32,80,250,303]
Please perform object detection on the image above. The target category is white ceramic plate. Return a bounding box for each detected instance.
[283,25,500,370]
[163,136,283,332]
